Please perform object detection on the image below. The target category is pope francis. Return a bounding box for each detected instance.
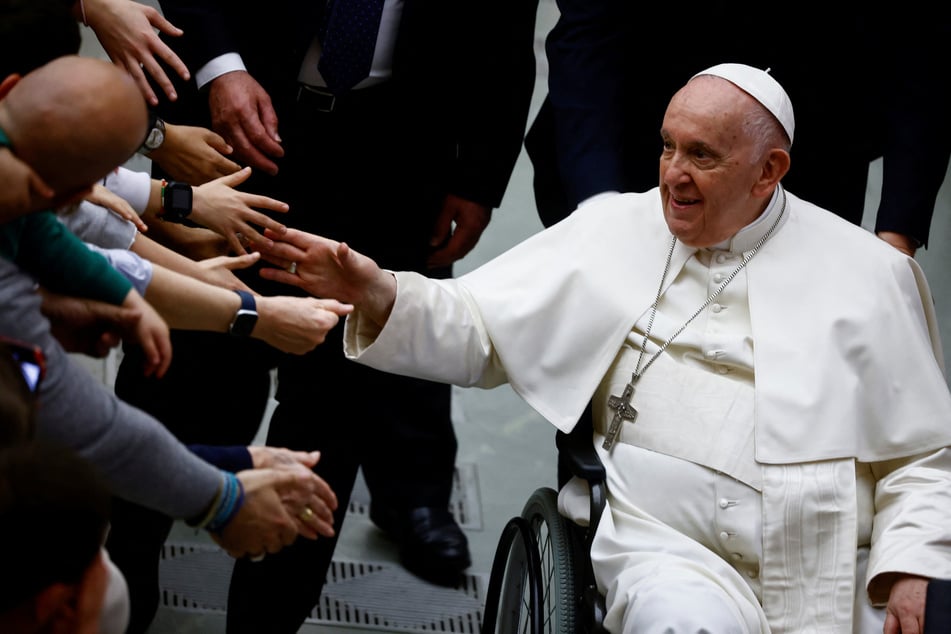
[258,64,951,633]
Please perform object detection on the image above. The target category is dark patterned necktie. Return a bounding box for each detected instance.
[317,0,386,94]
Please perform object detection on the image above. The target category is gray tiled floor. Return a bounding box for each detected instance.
[75,2,951,633]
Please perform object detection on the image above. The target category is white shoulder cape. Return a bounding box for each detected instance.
[351,189,951,463]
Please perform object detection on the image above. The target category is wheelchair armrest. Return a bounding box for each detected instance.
[556,428,606,483]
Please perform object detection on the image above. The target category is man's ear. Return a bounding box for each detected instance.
[51,185,94,209]
[752,148,791,197]
[0,74,21,101]
[31,581,76,629]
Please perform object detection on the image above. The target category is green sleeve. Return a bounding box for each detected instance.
[14,211,133,305]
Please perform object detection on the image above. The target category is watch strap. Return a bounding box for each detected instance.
[229,290,258,337]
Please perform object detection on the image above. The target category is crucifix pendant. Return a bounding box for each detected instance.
[602,380,639,450]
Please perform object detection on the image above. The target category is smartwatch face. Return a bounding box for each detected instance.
[167,184,191,211]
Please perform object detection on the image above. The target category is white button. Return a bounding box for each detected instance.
[747,569,759,579]
[731,552,743,561]
[711,303,723,313]
[717,366,730,374]
[719,498,731,509]
[719,531,729,540]
[713,273,725,283]
[716,253,729,264]
[705,350,719,360]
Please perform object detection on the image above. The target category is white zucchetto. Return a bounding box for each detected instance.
[693,63,795,145]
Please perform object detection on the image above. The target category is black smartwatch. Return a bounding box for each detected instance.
[159,180,193,224]
[229,290,258,337]
[138,111,166,155]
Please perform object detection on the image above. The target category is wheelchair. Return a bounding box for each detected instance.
[481,411,951,634]
[482,408,608,634]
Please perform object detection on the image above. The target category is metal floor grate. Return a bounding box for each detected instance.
[311,560,484,632]
[158,463,485,633]
[159,545,485,633]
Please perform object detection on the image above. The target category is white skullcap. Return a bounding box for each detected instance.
[693,63,795,145]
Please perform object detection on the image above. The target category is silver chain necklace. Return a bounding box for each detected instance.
[602,187,787,450]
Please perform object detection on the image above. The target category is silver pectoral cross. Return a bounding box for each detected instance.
[602,380,639,450]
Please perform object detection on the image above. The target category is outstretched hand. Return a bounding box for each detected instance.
[195,251,260,292]
[215,462,338,558]
[149,123,241,185]
[254,294,353,354]
[119,289,172,378]
[85,183,148,233]
[255,228,395,327]
[39,289,142,358]
[191,166,289,254]
[81,0,190,106]
[247,447,338,539]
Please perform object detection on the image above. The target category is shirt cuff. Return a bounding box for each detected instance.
[102,167,151,215]
[196,53,247,90]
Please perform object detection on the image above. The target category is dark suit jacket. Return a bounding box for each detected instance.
[527,2,951,247]
[524,1,770,226]
[926,578,951,633]
[157,0,538,210]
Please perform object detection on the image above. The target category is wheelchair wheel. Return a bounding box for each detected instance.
[483,487,580,633]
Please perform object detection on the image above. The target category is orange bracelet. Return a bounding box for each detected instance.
[159,179,167,216]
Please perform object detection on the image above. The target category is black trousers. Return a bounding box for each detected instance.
[108,81,458,634]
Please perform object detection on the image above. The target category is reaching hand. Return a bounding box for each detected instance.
[191,167,290,253]
[427,194,492,268]
[119,289,172,378]
[80,0,190,106]
[247,446,322,470]
[215,464,338,558]
[246,447,338,538]
[39,289,142,358]
[149,123,241,185]
[195,251,260,291]
[255,228,397,327]
[84,183,148,233]
[254,295,353,354]
[208,72,284,175]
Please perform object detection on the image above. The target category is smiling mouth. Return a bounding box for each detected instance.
[671,196,700,207]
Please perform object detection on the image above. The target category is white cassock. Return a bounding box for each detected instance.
[345,187,951,633]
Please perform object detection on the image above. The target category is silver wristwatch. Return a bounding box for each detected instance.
[138,112,166,155]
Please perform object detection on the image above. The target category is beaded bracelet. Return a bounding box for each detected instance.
[189,471,246,533]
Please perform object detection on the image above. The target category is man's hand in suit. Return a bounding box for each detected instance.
[208,71,284,176]
[427,194,491,268]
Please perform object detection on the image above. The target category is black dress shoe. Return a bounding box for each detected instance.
[370,505,471,587]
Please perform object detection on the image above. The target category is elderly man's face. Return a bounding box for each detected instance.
[658,77,766,247]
